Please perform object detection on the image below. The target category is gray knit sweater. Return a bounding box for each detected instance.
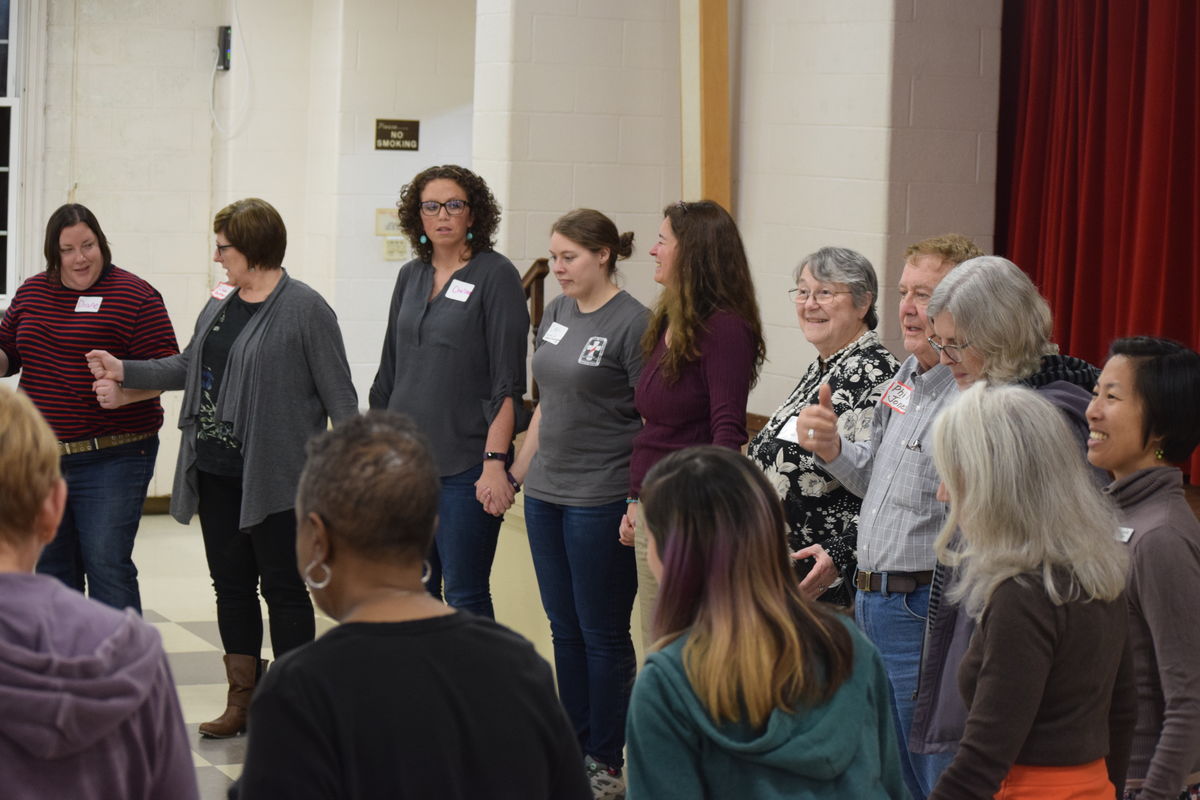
[123,272,358,529]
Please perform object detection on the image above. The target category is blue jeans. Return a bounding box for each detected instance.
[856,583,954,800]
[424,463,503,619]
[37,436,159,613]
[525,496,637,768]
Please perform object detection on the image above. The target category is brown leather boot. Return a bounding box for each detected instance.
[199,654,260,738]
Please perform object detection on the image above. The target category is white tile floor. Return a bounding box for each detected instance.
[136,500,645,799]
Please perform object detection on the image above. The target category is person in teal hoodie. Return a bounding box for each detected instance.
[625,445,910,799]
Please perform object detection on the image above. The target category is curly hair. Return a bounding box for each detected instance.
[641,201,766,385]
[396,165,500,263]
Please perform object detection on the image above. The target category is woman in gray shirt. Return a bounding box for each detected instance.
[370,165,529,620]
[511,209,649,800]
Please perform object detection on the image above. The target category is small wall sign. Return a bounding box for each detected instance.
[375,208,403,236]
[375,119,419,150]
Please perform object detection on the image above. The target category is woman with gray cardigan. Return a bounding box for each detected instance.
[86,198,358,740]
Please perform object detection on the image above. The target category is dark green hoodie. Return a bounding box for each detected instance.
[626,616,910,799]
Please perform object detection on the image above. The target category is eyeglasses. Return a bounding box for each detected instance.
[789,287,852,304]
[927,336,972,364]
[215,243,235,255]
[419,199,470,217]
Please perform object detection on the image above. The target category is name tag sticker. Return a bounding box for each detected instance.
[776,415,801,444]
[543,322,568,345]
[881,379,913,414]
[75,296,103,313]
[211,282,235,300]
[1117,526,1134,543]
[446,279,475,303]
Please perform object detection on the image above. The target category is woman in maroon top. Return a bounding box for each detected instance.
[619,200,765,647]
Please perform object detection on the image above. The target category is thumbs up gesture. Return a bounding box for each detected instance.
[795,383,841,462]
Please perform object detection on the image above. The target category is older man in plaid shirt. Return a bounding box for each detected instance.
[797,234,981,800]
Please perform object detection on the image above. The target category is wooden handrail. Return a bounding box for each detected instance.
[522,257,550,404]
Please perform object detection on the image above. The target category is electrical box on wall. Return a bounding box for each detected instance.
[217,26,232,70]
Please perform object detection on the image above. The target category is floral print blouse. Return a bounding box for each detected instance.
[747,329,899,606]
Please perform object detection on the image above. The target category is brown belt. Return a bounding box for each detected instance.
[57,431,155,457]
[854,569,935,594]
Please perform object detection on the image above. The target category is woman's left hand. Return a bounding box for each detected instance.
[792,543,839,602]
[475,461,515,517]
[92,378,127,409]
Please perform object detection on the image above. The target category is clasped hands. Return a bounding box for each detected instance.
[84,349,126,409]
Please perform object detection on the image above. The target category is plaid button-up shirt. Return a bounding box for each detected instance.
[820,357,957,572]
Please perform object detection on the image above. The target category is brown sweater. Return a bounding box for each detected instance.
[929,575,1136,799]
[1107,467,1200,798]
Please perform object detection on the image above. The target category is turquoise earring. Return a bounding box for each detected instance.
[467,231,474,241]
[419,234,428,244]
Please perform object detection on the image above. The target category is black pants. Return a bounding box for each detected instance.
[197,471,314,658]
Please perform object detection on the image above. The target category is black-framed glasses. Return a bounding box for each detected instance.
[215,243,235,255]
[419,199,470,217]
[789,287,852,304]
[927,336,971,364]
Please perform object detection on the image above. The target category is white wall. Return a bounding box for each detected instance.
[735,0,1000,415]
[473,0,682,312]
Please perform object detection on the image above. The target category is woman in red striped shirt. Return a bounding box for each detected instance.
[0,204,178,613]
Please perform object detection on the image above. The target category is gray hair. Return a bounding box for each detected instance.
[794,246,879,330]
[926,255,1056,383]
[933,383,1127,620]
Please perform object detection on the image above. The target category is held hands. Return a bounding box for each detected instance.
[795,383,841,462]
[475,460,516,517]
[793,543,839,602]
[85,349,125,383]
[92,378,128,409]
[618,501,637,547]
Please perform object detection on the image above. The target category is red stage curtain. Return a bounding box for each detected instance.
[997,0,1200,480]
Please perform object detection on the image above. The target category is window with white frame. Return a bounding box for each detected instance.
[0,0,15,299]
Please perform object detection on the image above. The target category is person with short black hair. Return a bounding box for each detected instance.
[232,411,591,800]
[1088,337,1200,800]
[86,197,358,739]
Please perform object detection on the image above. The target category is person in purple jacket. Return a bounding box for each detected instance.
[0,384,197,800]
[618,200,766,648]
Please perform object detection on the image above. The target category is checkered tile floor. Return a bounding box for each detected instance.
[134,502,581,800]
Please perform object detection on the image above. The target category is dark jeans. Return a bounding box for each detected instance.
[525,496,637,768]
[856,583,955,800]
[197,471,314,658]
[37,436,159,613]
[424,463,503,619]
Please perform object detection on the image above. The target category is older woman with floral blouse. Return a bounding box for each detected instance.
[747,247,898,606]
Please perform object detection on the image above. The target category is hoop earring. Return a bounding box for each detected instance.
[419,234,428,245]
[304,559,331,591]
[421,559,432,585]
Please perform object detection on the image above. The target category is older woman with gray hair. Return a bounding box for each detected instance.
[747,246,898,606]
[910,254,1103,763]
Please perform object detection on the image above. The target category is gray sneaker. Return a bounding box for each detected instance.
[584,755,626,800]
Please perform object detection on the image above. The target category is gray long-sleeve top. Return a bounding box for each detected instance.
[1107,467,1200,798]
[369,251,529,477]
[123,272,358,529]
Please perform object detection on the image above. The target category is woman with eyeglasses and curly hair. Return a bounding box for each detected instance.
[370,165,529,620]
[625,446,907,799]
[619,200,766,649]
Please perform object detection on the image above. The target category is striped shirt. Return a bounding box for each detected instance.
[0,265,179,441]
[820,356,957,572]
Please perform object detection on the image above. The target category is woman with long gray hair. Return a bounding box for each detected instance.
[927,383,1134,799]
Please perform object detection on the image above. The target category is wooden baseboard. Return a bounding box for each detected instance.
[142,496,172,515]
